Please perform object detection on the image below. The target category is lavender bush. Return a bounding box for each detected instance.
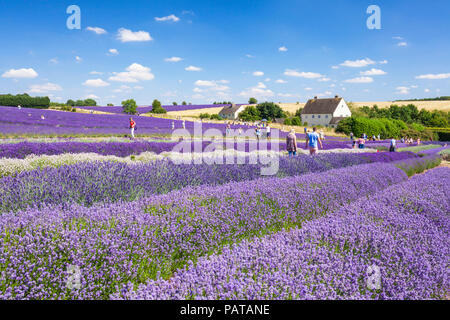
[0,163,407,299]
[0,152,417,213]
[114,167,449,300]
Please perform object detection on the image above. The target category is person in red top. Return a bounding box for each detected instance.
[129,117,136,139]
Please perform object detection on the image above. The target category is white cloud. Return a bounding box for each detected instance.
[344,77,374,83]
[90,71,103,75]
[239,82,274,98]
[134,86,144,90]
[109,63,155,82]
[195,80,215,87]
[253,71,264,77]
[194,80,229,92]
[75,56,82,63]
[425,89,430,93]
[278,46,288,52]
[278,93,296,97]
[410,85,418,89]
[318,77,331,82]
[85,94,99,99]
[192,94,204,99]
[49,58,59,64]
[340,58,376,68]
[284,69,323,78]
[275,79,287,84]
[398,42,408,47]
[396,86,410,94]
[331,66,339,70]
[165,57,183,62]
[29,82,62,93]
[83,79,110,87]
[155,14,180,22]
[113,85,132,93]
[185,65,202,71]
[304,87,313,91]
[86,27,107,35]
[245,54,254,58]
[393,36,404,40]
[416,73,450,80]
[108,49,119,55]
[2,68,38,79]
[117,28,153,42]
[360,68,387,76]
[379,60,388,65]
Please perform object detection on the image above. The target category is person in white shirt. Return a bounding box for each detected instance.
[266,125,271,140]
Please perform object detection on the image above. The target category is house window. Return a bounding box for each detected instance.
[318,115,321,119]
[325,115,328,119]
[312,115,315,119]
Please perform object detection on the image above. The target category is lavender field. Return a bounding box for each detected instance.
[0,105,448,301]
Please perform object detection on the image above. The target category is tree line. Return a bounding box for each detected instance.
[0,94,50,108]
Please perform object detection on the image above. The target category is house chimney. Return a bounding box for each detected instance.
[314,96,318,100]
[335,95,339,99]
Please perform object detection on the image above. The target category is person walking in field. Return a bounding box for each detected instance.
[182,120,186,129]
[286,129,298,157]
[171,121,175,130]
[266,125,271,140]
[389,138,396,152]
[129,117,136,139]
[306,127,323,155]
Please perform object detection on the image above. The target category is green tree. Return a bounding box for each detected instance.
[172,102,178,106]
[75,100,85,107]
[66,99,76,107]
[182,101,187,105]
[239,106,261,121]
[256,102,285,120]
[248,97,258,104]
[122,99,137,115]
[199,113,210,119]
[83,99,97,106]
[151,99,167,114]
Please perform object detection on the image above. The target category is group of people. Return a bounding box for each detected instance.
[286,127,323,156]
[401,137,421,145]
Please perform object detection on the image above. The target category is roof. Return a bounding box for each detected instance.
[329,117,347,125]
[302,97,342,115]
[219,104,243,116]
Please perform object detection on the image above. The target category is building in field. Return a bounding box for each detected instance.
[301,95,351,128]
[218,104,246,120]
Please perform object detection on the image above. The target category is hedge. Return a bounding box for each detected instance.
[0,94,50,109]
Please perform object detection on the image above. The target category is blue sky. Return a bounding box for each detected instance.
[0,0,449,105]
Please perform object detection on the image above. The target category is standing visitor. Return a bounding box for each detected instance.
[182,120,186,129]
[417,138,421,146]
[304,127,307,135]
[171,121,175,130]
[319,129,325,141]
[358,135,365,149]
[266,125,271,140]
[306,127,323,155]
[129,117,136,139]
[17,104,21,109]
[389,138,396,152]
[286,129,298,157]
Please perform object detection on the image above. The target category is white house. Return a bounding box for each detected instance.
[218,104,246,120]
[301,96,351,128]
